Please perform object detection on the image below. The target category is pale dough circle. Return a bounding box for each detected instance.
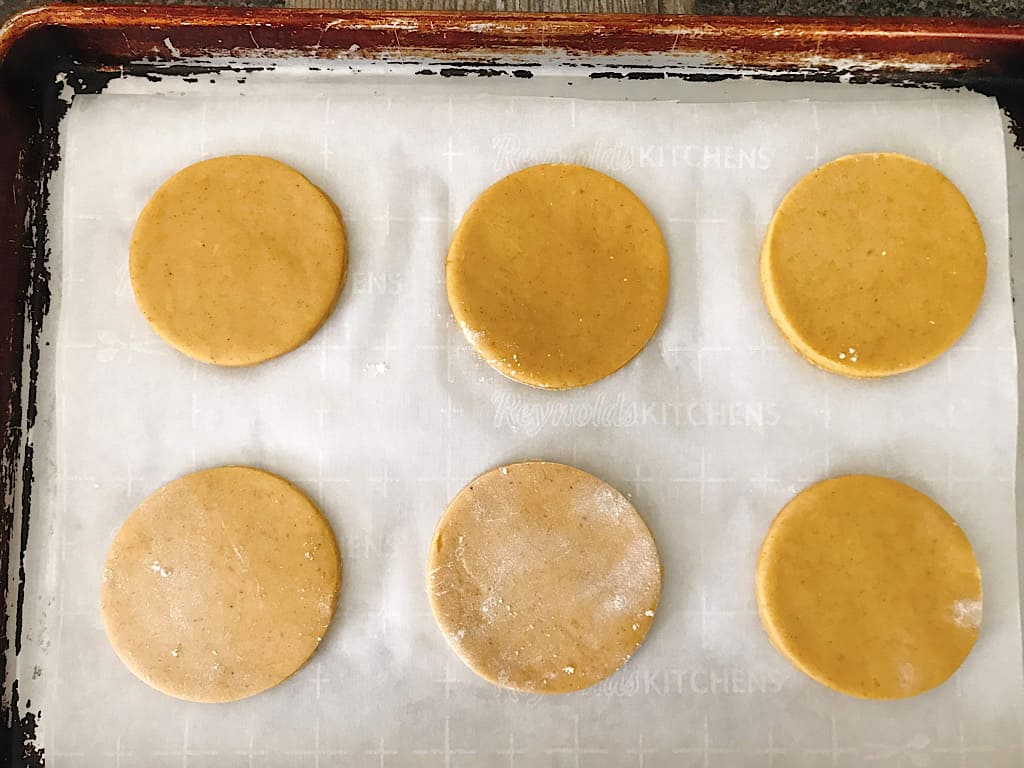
[100,466,342,703]
[761,153,985,378]
[756,474,982,700]
[446,164,670,390]
[130,155,347,366]
[427,461,662,694]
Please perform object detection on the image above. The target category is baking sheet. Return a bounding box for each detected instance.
[24,76,1024,766]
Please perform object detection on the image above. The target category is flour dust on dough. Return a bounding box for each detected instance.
[428,461,662,694]
[756,474,982,700]
[447,164,670,390]
[130,155,347,366]
[761,152,985,378]
[100,466,342,703]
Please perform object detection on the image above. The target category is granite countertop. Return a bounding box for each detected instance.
[1,0,1021,25]
[697,0,1020,15]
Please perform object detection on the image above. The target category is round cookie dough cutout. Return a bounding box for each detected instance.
[761,153,986,378]
[100,466,341,703]
[427,461,662,694]
[130,155,347,366]
[447,164,670,390]
[756,474,982,700]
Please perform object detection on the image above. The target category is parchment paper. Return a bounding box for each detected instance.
[32,78,1024,766]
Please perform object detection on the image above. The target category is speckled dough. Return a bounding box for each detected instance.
[427,461,661,694]
[446,164,670,389]
[100,466,342,703]
[756,474,982,700]
[130,155,347,366]
[761,153,986,378]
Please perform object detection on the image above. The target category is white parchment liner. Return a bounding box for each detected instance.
[23,79,1023,766]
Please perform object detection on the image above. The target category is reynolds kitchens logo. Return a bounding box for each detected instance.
[493,135,772,173]
[343,531,395,559]
[588,666,784,697]
[492,666,782,705]
[350,270,404,296]
[493,393,780,436]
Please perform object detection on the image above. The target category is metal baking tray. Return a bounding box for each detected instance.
[2,6,1024,764]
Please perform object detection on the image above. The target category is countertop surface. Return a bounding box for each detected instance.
[1,0,1021,26]
[696,0,1020,15]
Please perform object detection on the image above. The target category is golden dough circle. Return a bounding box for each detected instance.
[130,155,347,366]
[761,153,985,378]
[756,474,982,700]
[446,164,670,389]
[427,461,662,694]
[100,466,342,703]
